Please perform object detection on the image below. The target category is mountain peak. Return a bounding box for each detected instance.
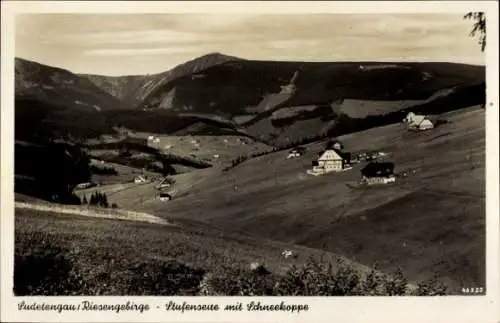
[194,52,243,62]
[178,52,243,69]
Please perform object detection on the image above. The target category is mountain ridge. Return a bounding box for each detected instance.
[79,52,243,109]
[15,57,125,112]
[15,55,485,146]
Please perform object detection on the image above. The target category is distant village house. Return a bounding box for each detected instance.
[158,192,172,202]
[287,147,306,159]
[134,175,148,184]
[155,177,173,190]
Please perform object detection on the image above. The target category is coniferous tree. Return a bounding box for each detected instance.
[89,193,96,205]
[102,194,109,208]
[98,192,104,207]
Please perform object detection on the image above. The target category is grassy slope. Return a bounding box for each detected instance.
[15,208,372,283]
[136,106,485,292]
[74,168,220,209]
[88,158,162,185]
[128,132,272,167]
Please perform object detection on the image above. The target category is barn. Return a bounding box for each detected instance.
[360,162,396,185]
[134,175,148,184]
[287,147,306,159]
[158,192,172,202]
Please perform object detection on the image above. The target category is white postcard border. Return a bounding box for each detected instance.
[1,1,499,323]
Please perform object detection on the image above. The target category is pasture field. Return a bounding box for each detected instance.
[130,132,272,166]
[134,106,485,292]
[15,207,393,295]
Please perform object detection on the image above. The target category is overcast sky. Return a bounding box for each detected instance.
[15,14,485,76]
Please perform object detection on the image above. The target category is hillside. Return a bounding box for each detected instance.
[15,57,127,142]
[17,56,485,147]
[15,57,261,142]
[79,54,485,146]
[131,106,485,293]
[78,74,159,109]
[15,58,125,112]
[14,60,274,189]
[15,207,386,295]
[13,53,486,296]
[133,57,485,144]
[80,53,242,109]
[14,56,485,218]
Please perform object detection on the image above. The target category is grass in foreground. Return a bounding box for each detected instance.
[15,220,448,296]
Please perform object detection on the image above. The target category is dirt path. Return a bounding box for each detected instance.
[14,201,172,226]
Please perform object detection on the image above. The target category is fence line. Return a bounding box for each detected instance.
[15,201,172,226]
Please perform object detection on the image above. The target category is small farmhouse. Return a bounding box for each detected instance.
[404,112,434,131]
[158,192,172,202]
[155,177,173,190]
[281,249,297,259]
[134,175,148,184]
[287,147,306,159]
[331,141,343,151]
[360,162,396,185]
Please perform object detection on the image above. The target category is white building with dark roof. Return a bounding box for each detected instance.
[404,112,434,131]
[313,149,344,173]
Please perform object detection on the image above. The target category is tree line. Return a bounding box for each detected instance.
[81,191,118,209]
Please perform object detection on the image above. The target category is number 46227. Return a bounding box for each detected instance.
[462,287,484,294]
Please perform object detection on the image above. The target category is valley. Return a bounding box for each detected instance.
[13,53,486,295]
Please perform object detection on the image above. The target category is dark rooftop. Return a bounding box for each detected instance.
[361,162,395,178]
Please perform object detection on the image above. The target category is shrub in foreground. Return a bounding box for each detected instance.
[14,232,83,296]
[14,235,449,296]
[199,258,448,296]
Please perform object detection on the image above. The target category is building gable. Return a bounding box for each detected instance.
[318,149,342,161]
[409,115,425,125]
[419,118,434,128]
